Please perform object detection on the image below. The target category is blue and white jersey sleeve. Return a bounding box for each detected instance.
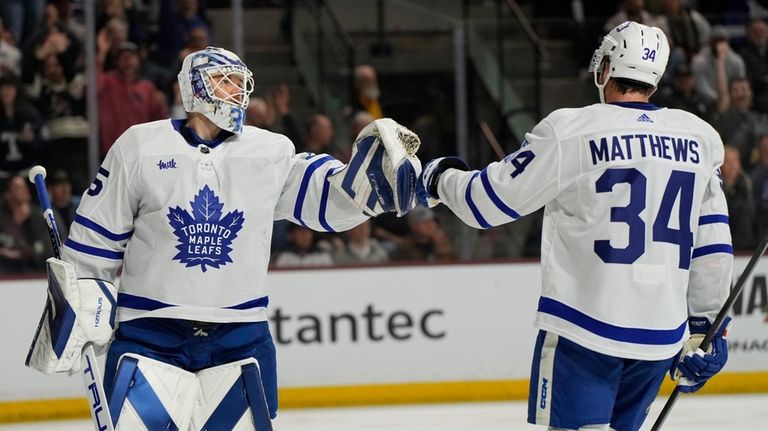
[437,119,562,229]
[688,165,733,324]
[61,137,137,281]
[274,152,368,232]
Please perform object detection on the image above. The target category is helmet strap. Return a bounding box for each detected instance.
[594,63,612,104]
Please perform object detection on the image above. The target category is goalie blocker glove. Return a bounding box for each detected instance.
[417,157,470,208]
[26,258,117,375]
[670,316,731,393]
[329,118,422,217]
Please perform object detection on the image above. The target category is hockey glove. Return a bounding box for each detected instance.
[26,258,117,375]
[417,157,470,208]
[329,118,422,217]
[671,316,731,393]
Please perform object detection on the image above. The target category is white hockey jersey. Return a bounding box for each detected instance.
[62,119,367,323]
[438,102,733,360]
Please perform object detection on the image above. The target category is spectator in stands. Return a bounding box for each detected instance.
[268,83,302,146]
[739,18,768,112]
[272,223,334,268]
[0,76,42,178]
[21,3,81,86]
[334,219,389,265]
[300,114,335,154]
[177,24,210,63]
[46,169,79,231]
[56,0,86,43]
[722,145,756,250]
[354,65,383,119]
[604,0,667,35]
[97,41,168,157]
[29,54,88,188]
[350,111,374,140]
[691,25,747,105]
[156,0,211,69]
[390,206,456,262]
[660,0,711,60]
[655,64,715,122]
[0,0,45,47]
[337,111,374,163]
[0,175,56,274]
[97,0,145,45]
[98,18,129,72]
[751,134,768,238]
[0,18,22,79]
[714,78,764,170]
[246,96,273,129]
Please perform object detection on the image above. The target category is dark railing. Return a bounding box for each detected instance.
[502,0,549,122]
[300,0,356,110]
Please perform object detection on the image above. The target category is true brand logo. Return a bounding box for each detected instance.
[167,185,244,272]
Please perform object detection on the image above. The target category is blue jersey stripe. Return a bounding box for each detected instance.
[466,172,491,229]
[74,214,133,241]
[698,214,729,225]
[118,293,174,311]
[293,155,335,227]
[65,239,124,260]
[479,169,520,219]
[318,167,337,232]
[225,296,270,310]
[537,297,687,345]
[692,244,734,259]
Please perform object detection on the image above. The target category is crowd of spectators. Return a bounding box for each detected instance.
[0,0,765,273]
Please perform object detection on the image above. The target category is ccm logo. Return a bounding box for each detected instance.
[540,378,549,409]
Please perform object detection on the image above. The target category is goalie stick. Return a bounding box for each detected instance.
[25,165,114,431]
[650,229,768,430]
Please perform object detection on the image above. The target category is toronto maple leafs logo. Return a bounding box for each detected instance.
[167,185,244,272]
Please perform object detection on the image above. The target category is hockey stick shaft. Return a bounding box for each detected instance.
[27,166,115,431]
[651,230,768,430]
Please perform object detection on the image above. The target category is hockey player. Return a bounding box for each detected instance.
[26,46,421,429]
[419,22,733,431]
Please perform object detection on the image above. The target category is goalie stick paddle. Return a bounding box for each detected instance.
[27,166,115,431]
[650,229,768,430]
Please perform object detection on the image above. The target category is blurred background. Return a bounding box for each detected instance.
[2,0,768,273]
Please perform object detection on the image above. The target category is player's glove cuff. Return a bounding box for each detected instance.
[670,316,731,393]
[417,157,470,207]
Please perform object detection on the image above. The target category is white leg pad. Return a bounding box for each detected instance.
[110,353,199,431]
[192,358,273,431]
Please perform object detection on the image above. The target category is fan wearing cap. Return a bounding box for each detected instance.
[96,39,168,157]
[418,22,733,430]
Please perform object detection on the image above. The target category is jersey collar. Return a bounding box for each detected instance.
[171,118,234,149]
[609,101,663,111]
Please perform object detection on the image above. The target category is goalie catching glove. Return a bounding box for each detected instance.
[26,258,117,374]
[670,316,731,393]
[329,118,422,217]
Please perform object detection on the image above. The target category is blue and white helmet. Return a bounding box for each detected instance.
[589,21,670,103]
[178,46,254,134]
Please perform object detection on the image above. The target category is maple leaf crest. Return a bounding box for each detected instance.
[167,185,245,272]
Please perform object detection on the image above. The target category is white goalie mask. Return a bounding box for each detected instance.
[589,21,670,103]
[178,47,255,134]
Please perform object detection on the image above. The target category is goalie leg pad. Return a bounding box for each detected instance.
[109,353,198,431]
[193,358,273,431]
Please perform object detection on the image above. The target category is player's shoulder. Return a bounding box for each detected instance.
[536,105,602,137]
[658,107,720,137]
[112,119,175,158]
[234,125,295,157]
